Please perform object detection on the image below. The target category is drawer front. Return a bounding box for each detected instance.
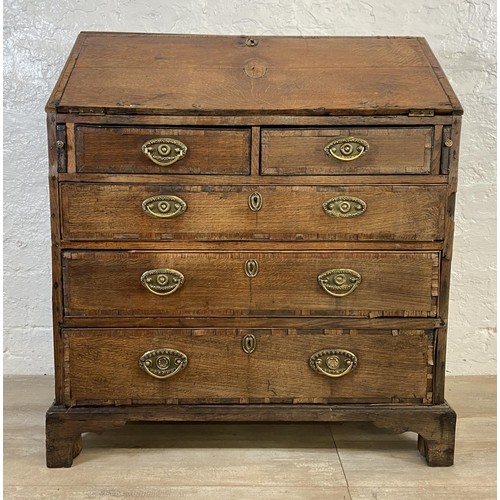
[63,328,434,406]
[62,251,439,318]
[74,126,251,174]
[261,127,433,175]
[60,183,446,242]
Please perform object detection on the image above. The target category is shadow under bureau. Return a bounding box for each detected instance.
[46,33,462,467]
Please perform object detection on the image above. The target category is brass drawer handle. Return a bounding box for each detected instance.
[309,349,357,378]
[318,269,361,297]
[139,348,188,379]
[323,196,366,218]
[324,137,369,162]
[142,137,188,166]
[248,192,263,212]
[141,268,184,295]
[142,195,187,219]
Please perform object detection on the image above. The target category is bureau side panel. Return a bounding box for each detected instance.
[434,115,462,403]
[47,113,65,404]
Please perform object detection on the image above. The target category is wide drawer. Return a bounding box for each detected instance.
[261,127,433,175]
[60,183,446,242]
[74,126,251,174]
[62,251,439,318]
[62,328,434,406]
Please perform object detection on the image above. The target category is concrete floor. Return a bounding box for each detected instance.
[3,375,496,499]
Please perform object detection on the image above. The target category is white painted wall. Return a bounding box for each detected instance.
[4,0,496,375]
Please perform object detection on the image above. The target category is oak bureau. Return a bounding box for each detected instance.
[45,33,462,467]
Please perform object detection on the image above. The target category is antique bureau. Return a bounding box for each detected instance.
[46,33,462,467]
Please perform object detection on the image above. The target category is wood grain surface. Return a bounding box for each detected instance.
[63,328,433,406]
[60,183,446,242]
[45,34,461,467]
[62,251,439,318]
[75,126,250,174]
[261,127,433,175]
[48,33,461,115]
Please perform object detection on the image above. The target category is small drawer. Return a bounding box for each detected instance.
[60,183,446,242]
[74,126,251,174]
[261,127,434,175]
[63,328,434,406]
[62,251,439,318]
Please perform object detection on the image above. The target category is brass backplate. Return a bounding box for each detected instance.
[318,269,361,297]
[309,349,358,378]
[142,195,187,219]
[141,268,184,296]
[324,137,369,162]
[142,137,188,166]
[139,348,188,379]
[322,196,367,218]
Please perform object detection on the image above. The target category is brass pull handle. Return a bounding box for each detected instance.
[318,269,361,297]
[309,349,357,378]
[244,259,259,278]
[248,192,263,212]
[142,195,187,219]
[142,137,187,166]
[323,196,366,218]
[324,137,369,162]
[139,348,188,379]
[141,268,184,296]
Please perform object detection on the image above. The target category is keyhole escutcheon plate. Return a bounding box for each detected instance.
[244,259,259,278]
[242,334,257,354]
[248,192,263,212]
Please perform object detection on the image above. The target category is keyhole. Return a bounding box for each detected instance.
[248,192,262,212]
[242,334,256,354]
[245,259,259,278]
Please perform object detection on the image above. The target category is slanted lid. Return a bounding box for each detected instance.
[47,32,462,116]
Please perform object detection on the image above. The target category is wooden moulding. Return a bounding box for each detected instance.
[46,402,456,468]
[57,113,456,126]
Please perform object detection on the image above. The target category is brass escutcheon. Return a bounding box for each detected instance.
[142,195,187,219]
[142,137,187,166]
[323,196,367,218]
[248,192,263,212]
[242,334,257,354]
[141,268,184,296]
[318,269,361,297]
[139,348,188,379]
[309,349,357,378]
[324,137,369,162]
[244,259,259,278]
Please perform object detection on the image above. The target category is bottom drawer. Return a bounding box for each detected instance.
[63,328,434,406]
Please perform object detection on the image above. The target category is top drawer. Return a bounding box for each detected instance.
[261,127,433,175]
[74,126,251,175]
